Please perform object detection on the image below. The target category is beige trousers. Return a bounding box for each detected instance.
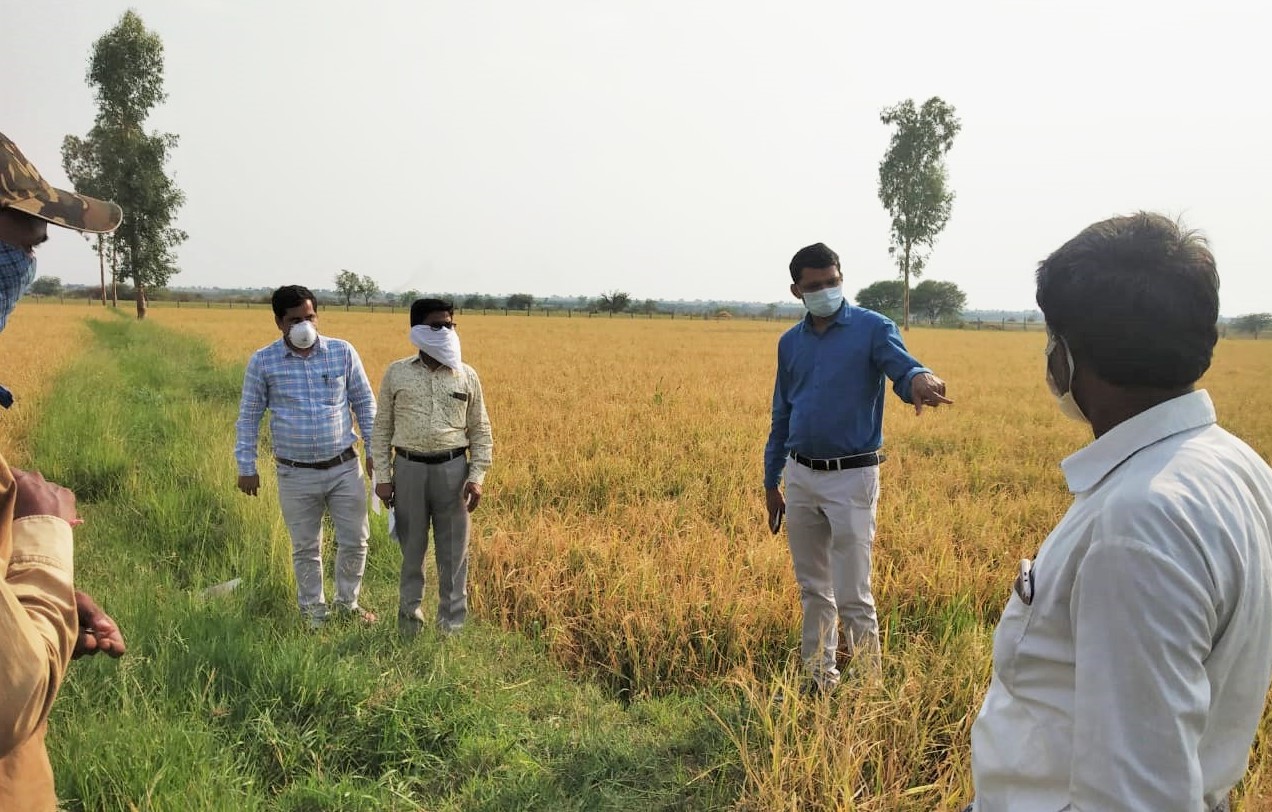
[783,457,881,687]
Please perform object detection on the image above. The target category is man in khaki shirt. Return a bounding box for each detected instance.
[1,131,126,809]
[372,298,493,635]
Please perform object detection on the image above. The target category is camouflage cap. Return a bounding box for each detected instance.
[0,131,123,234]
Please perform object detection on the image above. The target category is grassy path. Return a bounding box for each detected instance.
[38,316,739,811]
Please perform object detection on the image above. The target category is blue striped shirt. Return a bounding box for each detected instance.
[235,336,377,476]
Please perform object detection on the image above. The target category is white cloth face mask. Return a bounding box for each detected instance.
[410,324,462,369]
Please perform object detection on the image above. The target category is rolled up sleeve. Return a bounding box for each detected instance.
[0,515,76,757]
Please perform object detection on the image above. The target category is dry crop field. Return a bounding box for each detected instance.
[7,301,1272,809]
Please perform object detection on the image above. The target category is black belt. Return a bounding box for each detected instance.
[790,449,885,471]
[276,446,357,470]
[395,446,467,465]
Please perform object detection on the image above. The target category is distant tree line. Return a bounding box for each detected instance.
[855,279,967,325]
[1233,313,1272,339]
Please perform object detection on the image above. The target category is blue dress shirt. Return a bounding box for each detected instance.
[763,303,928,488]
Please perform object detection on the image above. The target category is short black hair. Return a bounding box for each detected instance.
[1036,212,1219,389]
[789,243,841,283]
[271,285,317,320]
[410,298,454,326]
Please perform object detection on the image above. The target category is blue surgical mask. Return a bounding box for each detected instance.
[802,285,843,318]
[0,240,38,333]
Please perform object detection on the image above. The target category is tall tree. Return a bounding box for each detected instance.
[910,279,967,325]
[855,280,906,316]
[334,269,360,309]
[63,11,186,320]
[358,274,381,306]
[878,97,961,330]
[63,146,116,306]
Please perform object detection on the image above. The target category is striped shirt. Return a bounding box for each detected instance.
[234,336,376,476]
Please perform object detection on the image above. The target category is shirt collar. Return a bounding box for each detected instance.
[1061,389,1216,494]
[411,352,459,374]
[798,302,853,333]
[280,335,324,358]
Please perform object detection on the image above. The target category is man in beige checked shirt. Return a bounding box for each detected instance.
[371,298,493,635]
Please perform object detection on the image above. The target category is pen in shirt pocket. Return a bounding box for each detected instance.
[1014,558,1034,605]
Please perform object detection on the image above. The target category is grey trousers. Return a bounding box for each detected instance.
[393,454,470,630]
[783,458,882,687]
[275,457,369,619]
[962,798,1230,811]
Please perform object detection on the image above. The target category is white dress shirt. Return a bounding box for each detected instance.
[971,390,1272,811]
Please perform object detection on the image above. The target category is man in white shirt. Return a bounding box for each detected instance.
[968,212,1272,812]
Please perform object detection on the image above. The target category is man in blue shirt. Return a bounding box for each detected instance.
[764,243,950,691]
[236,285,378,627]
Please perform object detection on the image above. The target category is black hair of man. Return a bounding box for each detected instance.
[410,298,454,326]
[789,243,841,284]
[1036,212,1219,390]
[271,285,317,320]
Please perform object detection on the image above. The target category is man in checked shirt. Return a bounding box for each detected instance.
[371,298,493,636]
[235,285,378,628]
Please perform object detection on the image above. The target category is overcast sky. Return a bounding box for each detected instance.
[3,0,1269,313]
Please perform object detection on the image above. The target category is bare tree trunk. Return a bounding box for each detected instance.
[109,239,119,308]
[902,242,912,330]
[97,235,107,306]
[129,227,146,320]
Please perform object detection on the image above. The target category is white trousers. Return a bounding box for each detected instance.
[784,457,881,686]
[275,457,370,619]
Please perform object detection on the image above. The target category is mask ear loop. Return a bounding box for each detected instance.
[1060,336,1078,394]
[1044,328,1078,395]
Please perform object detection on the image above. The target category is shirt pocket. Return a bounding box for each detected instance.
[443,386,470,429]
[991,587,1035,687]
[322,374,346,407]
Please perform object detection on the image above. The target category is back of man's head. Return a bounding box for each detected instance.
[1036,212,1219,389]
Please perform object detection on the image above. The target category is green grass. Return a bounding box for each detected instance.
[38,316,742,811]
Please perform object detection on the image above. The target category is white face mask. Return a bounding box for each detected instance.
[1045,330,1088,424]
[802,285,844,318]
[288,320,318,350]
[410,324,462,369]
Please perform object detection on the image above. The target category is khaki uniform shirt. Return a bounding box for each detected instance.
[0,456,77,811]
